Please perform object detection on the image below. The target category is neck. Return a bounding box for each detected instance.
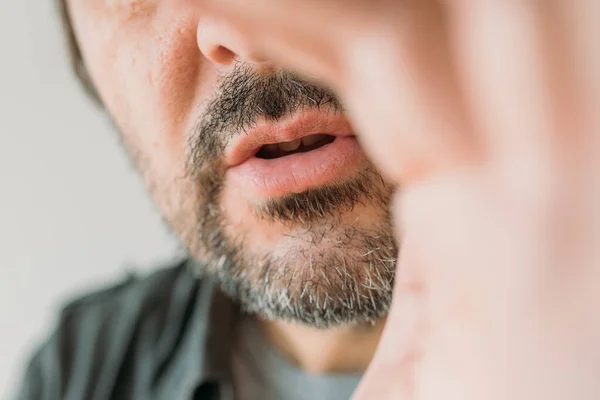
[258,318,386,374]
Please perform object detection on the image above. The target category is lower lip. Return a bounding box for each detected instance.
[227,136,364,198]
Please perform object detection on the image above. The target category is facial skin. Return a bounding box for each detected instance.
[66,0,397,329]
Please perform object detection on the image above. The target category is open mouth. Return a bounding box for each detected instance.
[225,112,364,197]
[255,134,336,160]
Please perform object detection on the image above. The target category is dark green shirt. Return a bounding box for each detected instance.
[15,259,363,400]
[16,260,238,400]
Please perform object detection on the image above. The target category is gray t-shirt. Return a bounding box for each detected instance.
[232,316,362,400]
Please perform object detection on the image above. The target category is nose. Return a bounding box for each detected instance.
[197,17,267,67]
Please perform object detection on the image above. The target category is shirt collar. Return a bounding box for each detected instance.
[180,260,240,399]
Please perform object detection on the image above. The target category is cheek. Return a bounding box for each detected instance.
[150,16,202,128]
[73,2,216,178]
[141,17,210,178]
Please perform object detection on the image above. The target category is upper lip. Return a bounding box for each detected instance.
[225,110,355,167]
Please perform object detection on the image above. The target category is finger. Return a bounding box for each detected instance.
[559,0,600,140]
[446,1,564,175]
[392,170,541,400]
[554,0,600,281]
[356,179,509,400]
[448,0,599,274]
[353,228,425,400]
[340,1,476,184]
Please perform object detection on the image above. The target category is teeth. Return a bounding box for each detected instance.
[263,144,279,153]
[278,138,302,152]
[301,134,326,147]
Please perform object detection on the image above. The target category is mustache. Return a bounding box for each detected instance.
[188,63,345,172]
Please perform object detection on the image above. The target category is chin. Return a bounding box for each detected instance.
[220,175,395,256]
[185,156,397,327]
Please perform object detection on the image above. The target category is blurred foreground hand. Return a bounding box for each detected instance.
[197,1,600,398]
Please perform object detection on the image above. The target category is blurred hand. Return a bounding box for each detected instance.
[197,1,600,399]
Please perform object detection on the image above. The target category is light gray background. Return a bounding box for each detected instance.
[0,2,181,397]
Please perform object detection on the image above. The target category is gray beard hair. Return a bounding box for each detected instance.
[220,228,397,328]
[186,64,397,328]
[191,163,397,328]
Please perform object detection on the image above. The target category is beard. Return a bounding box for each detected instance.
[185,64,397,328]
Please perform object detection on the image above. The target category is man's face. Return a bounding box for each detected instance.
[67,0,396,327]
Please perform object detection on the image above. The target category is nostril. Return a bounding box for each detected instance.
[197,18,268,66]
[197,18,243,66]
[207,45,237,65]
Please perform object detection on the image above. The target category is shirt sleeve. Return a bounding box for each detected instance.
[12,273,140,400]
[14,332,62,400]
[11,262,198,400]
